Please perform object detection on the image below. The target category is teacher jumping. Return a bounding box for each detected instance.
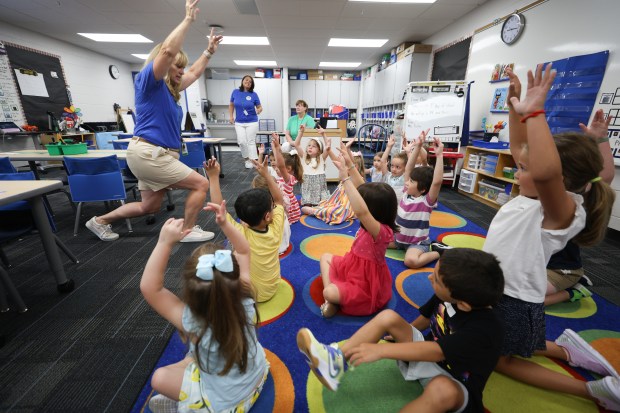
[229,75,262,169]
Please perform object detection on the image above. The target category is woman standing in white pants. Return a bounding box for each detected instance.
[229,75,262,168]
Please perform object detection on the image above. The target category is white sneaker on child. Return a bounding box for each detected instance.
[180,226,215,243]
[555,329,619,378]
[297,328,345,391]
[586,376,620,411]
[148,394,178,413]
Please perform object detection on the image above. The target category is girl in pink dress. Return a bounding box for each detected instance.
[319,150,399,317]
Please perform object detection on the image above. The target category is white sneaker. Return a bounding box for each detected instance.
[148,394,178,413]
[587,376,620,411]
[244,160,254,169]
[85,216,119,241]
[180,225,215,243]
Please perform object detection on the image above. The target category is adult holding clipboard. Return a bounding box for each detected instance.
[85,0,222,243]
[229,75,262,169]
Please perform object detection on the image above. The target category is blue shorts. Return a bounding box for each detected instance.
[394,238,431,253]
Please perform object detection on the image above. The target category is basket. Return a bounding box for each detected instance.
[471,140,509,149]
[46,143,88,155]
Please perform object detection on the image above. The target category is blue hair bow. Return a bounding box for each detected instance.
[195,250,233,281]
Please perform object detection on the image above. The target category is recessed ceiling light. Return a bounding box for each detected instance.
[219,36,269,45]
[234,60,277,66]
[319,62,361,68]
[328,38,388,47]
[349,0,436,3]
[77,33,152,43]
[132,54,150,60]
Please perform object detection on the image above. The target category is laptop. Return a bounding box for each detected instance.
[0,121,23,133]
[318,117,338,129]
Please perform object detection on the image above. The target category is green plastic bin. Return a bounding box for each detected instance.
[60,143,88,155]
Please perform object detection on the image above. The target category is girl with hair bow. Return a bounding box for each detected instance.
[141,201,269,413]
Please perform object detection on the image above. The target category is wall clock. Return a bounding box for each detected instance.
[501,13,525,45]
[109,64,120,79]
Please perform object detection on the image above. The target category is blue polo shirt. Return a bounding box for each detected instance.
[133,61,183,149]
[230,89,260,123]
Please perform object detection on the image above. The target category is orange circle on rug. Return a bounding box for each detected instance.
[257,278,295,326]
[395,268,434,309]
[430,211,467,228]
[545,297,597,319]
[264,348,295,413]
[300,234,355,261]
[438,232,486,250]
[579,329,620,374]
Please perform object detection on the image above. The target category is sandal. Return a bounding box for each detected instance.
[320,301,338,318]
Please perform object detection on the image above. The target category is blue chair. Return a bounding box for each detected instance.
[0,157,17,173]
[63,155,133,236]
[0,171,79,312]
[356,123,389,167]
[179,140,207,176]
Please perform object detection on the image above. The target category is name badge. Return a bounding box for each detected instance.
[243,109,249,116]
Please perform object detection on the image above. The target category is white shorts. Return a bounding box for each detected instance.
[397,326,469,413]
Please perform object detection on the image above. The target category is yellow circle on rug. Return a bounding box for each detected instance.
[265,349,295,413]
[300,234,354,261]
[306,341,422,412]
[438,232,486,250]
[395,268,434,309]
[257,278,295,326]
[430,211,467,228]
[483,355,598,412]
[545,297,597,319]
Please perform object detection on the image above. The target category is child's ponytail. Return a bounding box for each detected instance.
[283,151,304,183]
[555,133,616,246]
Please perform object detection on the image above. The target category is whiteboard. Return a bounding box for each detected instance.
[404,81,468,142]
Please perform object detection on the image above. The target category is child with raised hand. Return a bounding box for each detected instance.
[141,202,268,413]
[297,248,505,413]
[270,134,303,223]
[392,130,448,269]
[302,140,364,225]
[380,135,408,201]
[206,158,285,302]
[294,124,331,205]
[251,173,291,255]
[545,109,615,306]
[486,64,619,410]
[317,150,398,318]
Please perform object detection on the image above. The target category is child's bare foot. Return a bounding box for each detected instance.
[301,206,316,215]
[320,301,338,318]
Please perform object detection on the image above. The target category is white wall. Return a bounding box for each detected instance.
[423,0,620,230]
[0,22,135,123]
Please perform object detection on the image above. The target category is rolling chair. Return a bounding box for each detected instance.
[179,140,207,176]
[356,123,389,167]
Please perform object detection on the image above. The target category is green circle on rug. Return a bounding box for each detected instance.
[439,233,486,250]
[256,278,295,326]
[545,297,597,319]
[300,234,354,261]
[385,248,405,261]
[483,355,598,412]
[306,348,422,412]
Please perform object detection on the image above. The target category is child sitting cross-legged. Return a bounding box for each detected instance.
[141,201,268,413]
[206,158,285,303]
[297,248,505,413]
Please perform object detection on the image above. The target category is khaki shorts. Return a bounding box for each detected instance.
[126,139,193,191]
[547,267,584,291]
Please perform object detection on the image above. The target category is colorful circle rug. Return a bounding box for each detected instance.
[300,234,355,261]
[250,348,295,413]
[437,232,486,250]
[300,215,354,230]
[430,210,467,229]
[257,278,295,326]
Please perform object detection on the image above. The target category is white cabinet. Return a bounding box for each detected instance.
[302,80,317,107]
[289,80,303,108]
[315,80,329,107]
[289,79,360,113]
[341,81,359,108]
[253,78,283,130]
[393,54,412,103]
[205,79,236,105]
[327,81,341,107]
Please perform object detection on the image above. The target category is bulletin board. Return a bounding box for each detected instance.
[3,41,71,130]
[430,37,472,82]
[404,81,469,143]
[0,42,26,126]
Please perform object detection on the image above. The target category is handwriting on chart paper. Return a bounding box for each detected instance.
[608,128,620,166]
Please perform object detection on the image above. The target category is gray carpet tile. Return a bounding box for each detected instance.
[1,151,619,412]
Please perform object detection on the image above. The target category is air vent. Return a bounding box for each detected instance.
[232,0,259,15]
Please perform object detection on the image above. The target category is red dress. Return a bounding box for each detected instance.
[330,224,393,315]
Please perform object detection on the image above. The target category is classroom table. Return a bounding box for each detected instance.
[0,180,75,305]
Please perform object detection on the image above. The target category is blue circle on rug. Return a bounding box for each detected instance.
[300,215,353,230]
[396,269,435,309]
[302,275,398,326]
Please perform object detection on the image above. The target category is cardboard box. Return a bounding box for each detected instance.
[324,72,340,80]
[308,69,324,80]
[396,42,415,54]
[397,43,432,60]
[255,69,265,78]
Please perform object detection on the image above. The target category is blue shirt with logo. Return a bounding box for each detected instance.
[230,89,260,123]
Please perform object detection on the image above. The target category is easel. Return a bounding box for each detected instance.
[115,106,135,134]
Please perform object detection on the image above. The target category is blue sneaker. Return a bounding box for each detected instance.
[297,328,345,391]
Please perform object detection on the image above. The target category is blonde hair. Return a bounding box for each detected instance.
[304,139,323,169]
[352,154,365,176]
[143,43,188,102]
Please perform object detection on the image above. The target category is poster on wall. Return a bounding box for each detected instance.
[490,87,509,113]
[0,41,27,125]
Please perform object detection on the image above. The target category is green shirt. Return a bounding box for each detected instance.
[286,114,315,140]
